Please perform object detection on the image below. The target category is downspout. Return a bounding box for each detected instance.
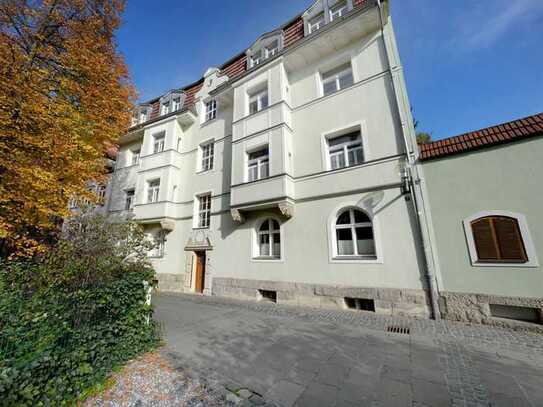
[375,0,442,319]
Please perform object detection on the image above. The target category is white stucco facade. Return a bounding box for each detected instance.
[104,1,433,317]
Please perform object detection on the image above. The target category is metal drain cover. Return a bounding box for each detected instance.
[386,325,410,334]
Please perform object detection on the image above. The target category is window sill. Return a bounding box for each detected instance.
[196,169,214,175]
[192,226,210,230]
[251,256,283,263]
[331,255,380,264]
[470,261,539,268]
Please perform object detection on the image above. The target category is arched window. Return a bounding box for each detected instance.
[335,208,375,257]
[471,216,527,263]
[256,219,281,258]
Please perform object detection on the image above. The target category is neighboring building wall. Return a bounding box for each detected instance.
[422,137,543,327]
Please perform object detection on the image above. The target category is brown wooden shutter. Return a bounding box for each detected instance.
[471,218,499,261]
[494,217,528,262]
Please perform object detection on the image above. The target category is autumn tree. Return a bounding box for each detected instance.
[0,0,135,257]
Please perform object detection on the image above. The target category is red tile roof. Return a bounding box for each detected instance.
[142,0,371,123]
[419,112,543,161]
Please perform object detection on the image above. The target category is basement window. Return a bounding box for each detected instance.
[258,289,277,303]
[489,304,541,324]
[345,297,375,312]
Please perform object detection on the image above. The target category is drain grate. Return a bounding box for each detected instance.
[386,325,410,335]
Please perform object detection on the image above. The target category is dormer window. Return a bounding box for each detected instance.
[330,1,348,21]
[131,105,151,126]
[251,50,262,67]
[266,40,279,58]
[246,30,284,69]
[161,100,170,115]
[309,12,325,33]
[303,0,354,36]
[159,91,185,117]
[172,96,182,112]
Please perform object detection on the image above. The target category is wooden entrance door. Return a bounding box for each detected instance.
[194,251,206,293]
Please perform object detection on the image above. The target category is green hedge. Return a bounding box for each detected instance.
[0,214,160,406]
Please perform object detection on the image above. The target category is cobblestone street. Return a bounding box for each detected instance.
[154,293,543,407]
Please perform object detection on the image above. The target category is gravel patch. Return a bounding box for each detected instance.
[83,351,236,407]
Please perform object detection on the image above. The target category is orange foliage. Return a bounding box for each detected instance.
[0,0,136,256]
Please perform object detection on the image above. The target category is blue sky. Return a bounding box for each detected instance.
[117,0,543,140]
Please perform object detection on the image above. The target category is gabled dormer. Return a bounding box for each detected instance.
[246,29,284,70]
[303,0,354,36]
[159,90,185,116]
[131,104,152,127]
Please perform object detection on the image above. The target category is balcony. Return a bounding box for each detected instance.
[233,101,292,142]
[139,149,182,172]
[133,201,177,222]
[230,174,295,222]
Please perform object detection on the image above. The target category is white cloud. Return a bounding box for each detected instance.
[459,0,543,49]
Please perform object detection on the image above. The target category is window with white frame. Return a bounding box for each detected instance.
[125,189,135,210]
[153,133,165,154]
[172,96,182,112]
[327,131,364,170]
[197,194,211,228]
[335,208,376,258]
[330,1,348,21]
[147,179,160,203]
[309,12,325,33]
[139,108,148,123]
[200,142,214,172]
[256,219,281,259]
[251,50,262,67]
[248,88,269,114]
[161,100,170,115]
[205,99,217,122]
[322,63,354,96]
[247,148,269,182]
[130,148,140,166]
[131,111,139,127]
[265,40,279,58]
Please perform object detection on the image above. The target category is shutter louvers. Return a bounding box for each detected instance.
[471,218,499,261]
[494,217,528,262]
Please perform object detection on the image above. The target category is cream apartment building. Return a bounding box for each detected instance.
[105,0,438,318]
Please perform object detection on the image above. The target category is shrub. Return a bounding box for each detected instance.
[0,212,160,405]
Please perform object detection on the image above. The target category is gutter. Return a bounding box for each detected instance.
[375,0,442,319]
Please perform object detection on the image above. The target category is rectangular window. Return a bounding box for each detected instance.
[161,101,170,115]
[147,179,160,203]
[251,50,262,67]
[197,194,211,228]
[125,189,135,210]
[309,12,325,33]
[153,133,165,154]
[205,100,217,122]
[131,148,140,166]
[131,112,139,127]
[200,142,214,172]
[172,97,182,112]
[322,63,354,96]
[248,148,269,182]
[266,40,279,58]
[249,89,269,114]
[330,1,348,21]
[97,185,106,204]
[328,132,364,170]
[139,109,148,123]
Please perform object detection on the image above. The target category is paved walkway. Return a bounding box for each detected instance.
[154,293,543,407]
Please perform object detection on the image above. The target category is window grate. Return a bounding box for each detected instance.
[386,325,410,335]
